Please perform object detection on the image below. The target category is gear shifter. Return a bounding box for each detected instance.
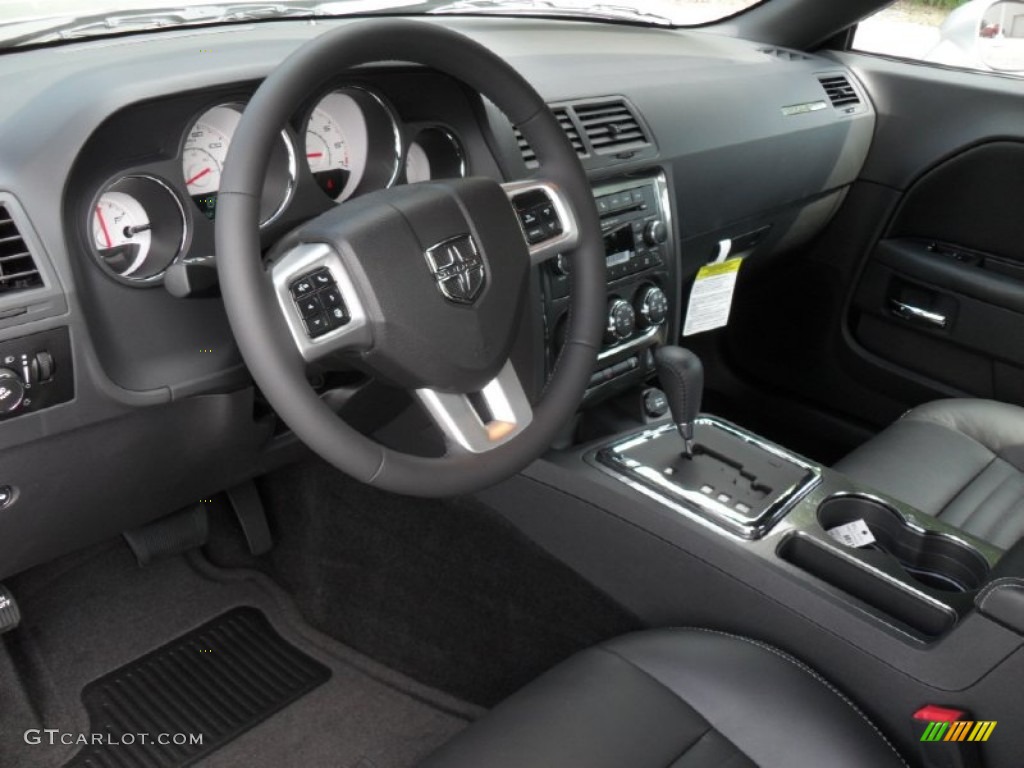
[654,346,703,458]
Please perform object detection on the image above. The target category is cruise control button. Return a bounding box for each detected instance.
[304,313,331,338]
[526,225,548,244]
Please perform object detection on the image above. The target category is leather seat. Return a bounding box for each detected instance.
[420,629,905,768]
[836,398,1024,549]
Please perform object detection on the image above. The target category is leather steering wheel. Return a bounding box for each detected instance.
[215,19,605,496]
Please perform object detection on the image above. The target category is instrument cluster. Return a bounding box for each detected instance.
[86,84,467,285]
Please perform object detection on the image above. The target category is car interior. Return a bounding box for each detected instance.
[1,0,1023,765]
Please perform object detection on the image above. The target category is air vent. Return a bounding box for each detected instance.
[0,205,43,295]
[574,100,649,154]
[513,107,585,168]
[818,74,861,108]
[759,46,810,62]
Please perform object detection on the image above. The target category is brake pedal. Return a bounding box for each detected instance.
[0,584,20,634]
[124,504,209,566]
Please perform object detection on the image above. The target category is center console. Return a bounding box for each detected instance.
[542,172,675,403]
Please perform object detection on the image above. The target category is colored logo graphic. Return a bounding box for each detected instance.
[920,721,997,742]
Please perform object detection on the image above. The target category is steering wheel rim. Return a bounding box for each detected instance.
[216,19,605,496]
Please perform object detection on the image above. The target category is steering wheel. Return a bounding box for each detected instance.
[215,19,605,497]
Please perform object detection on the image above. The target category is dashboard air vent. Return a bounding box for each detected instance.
[819,74,861,108]
[514,107,585,168]
[575,100,648,153]
[759,47,810,62]
[0,205,43,295]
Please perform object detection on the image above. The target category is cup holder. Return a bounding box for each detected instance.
[817,495,989,593]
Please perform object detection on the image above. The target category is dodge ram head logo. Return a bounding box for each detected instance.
[424,234,486,304]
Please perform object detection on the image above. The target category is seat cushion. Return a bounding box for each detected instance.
[835,398,1024,549]
[420,629,905,768]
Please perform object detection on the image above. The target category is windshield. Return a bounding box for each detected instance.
[0,0,764,47]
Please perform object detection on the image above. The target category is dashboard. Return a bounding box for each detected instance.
[0,16,874,577]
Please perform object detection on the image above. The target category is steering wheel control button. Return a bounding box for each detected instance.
[304,313,331,338]
[290,276,316,299]
[289,268,350,339]
[513,189,562,245]
[297,295,322,318]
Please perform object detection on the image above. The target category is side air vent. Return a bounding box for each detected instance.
[819,74,861,108]
[575,100,649,154]
[759,46,810,62]
[0,204,43,295]
[513,125,537,167]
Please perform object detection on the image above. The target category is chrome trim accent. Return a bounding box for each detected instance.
[269,242,372,363]
[594,416,822,540]
[259,124,298,228]
[596,325,659,362]
[416,361,533,454]
[357,85,404,192]
[502,179,580,266]
[890,299,948,329]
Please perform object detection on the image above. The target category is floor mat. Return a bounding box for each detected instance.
[69,607,330,768]
[1,542,476,768]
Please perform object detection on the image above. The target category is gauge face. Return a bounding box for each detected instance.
[183,105,239,220]
[304,92,368,202]
[405,127,465,184]
[183,103,296,225]
[92,191,153,277]
[89,176,186,283]
[404,141,431,184]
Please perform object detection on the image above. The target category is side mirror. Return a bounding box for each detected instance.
[977,0,1024,71]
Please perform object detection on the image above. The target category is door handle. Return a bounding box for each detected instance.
[890,299,948,329]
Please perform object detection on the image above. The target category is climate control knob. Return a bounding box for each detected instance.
[606,298,637,344]
[0,369,25,415]
[643,220,668,247]
[636,285,669,328]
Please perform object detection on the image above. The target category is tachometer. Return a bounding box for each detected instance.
[183,103,296,225]
[304,87,400,203]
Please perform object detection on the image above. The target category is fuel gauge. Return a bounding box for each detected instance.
[89,176,186,284]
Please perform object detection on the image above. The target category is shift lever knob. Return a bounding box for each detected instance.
[654,346,703,457]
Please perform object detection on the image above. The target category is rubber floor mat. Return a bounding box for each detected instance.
[67,606,331,767]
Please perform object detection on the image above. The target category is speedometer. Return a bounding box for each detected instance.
[304,87,401,203]
[182,103,296,226]
[304,93,365,201]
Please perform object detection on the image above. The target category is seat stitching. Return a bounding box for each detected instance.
[594,646,759,768]
[978,577,1024,613]
[603,630,908,768]
[936,455,999,525]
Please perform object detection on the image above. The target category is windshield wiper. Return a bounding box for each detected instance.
[0,1,418,49]
[428,0,674,26]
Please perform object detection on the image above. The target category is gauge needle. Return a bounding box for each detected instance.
[185,167,212,186]
[95,206,113,248]
[124,223,152,237]
[307,152,323,159]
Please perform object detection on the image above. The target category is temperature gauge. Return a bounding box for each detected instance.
[89,176,186,284]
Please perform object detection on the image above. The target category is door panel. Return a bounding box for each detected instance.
[711,53,1024,445]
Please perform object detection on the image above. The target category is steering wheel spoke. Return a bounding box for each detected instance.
[416,361,533,454]
[269,242,372,363]
[502,179,580,267]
